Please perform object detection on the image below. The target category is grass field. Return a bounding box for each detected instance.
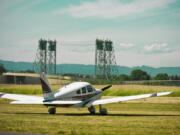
[0,84,180,96]
[0,84,180,135]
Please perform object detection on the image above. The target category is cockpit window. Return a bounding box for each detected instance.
[82,87,86,94]
[87,85,93,93]
[76,89,81,94]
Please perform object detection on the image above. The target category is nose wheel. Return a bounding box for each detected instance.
[88,106,96,115]
[48,107,56,114]
[99,105,107,115]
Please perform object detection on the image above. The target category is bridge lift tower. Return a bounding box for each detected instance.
[33,39,57,74]
[47,40,56,74]
[95,39,118,79]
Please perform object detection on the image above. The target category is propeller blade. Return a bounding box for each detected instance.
[101,85,112,91]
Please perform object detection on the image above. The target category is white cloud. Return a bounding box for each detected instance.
[116,50,180,67]
[58,0,175,19]
[143,43,171,53]
[118,43,134,49]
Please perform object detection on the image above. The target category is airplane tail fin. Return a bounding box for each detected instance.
[40,72,55,101]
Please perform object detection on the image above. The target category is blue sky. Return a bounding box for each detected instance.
[0,0,180,67]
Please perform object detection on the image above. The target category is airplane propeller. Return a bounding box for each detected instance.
[101,85,112,91]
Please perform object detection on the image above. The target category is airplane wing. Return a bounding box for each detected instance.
[87,91,172,106]
[0,92,81,106]
[11,100,82,105]
[0,92,43,102]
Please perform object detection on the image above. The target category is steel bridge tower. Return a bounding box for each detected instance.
[33,39,57,74]
[33,39,47,73]
[95,39,118,79]
[47,40,56,74]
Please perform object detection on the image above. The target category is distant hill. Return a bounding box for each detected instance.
[0,59,180,76]
[0,60,33,72]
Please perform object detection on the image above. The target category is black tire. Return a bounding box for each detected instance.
[48,107,56,114]
[100,108,107,115]
[88,106,96,115]
[90,111,95,115]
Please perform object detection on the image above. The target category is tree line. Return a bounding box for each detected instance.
[116,69,180,81]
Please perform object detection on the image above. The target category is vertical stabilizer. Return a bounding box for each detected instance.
[40,72,55,101]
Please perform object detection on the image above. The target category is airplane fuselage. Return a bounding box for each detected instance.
[45,82,102,107]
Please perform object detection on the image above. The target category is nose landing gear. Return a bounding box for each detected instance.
[88,106,96,115]
[48,107,56,114]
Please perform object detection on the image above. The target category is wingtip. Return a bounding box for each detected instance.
[168,91,173,94]
[165,91,173,95]
[157,91,173,96]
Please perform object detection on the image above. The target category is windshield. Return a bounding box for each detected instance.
[87,85,95,93]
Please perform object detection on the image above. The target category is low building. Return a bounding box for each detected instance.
[0,72,41,84]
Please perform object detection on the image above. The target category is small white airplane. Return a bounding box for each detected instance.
[0,72,172,115]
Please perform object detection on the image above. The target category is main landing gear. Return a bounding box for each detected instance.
[99,105,107,115]
[48,107,56,114]
[88,105,108,115]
